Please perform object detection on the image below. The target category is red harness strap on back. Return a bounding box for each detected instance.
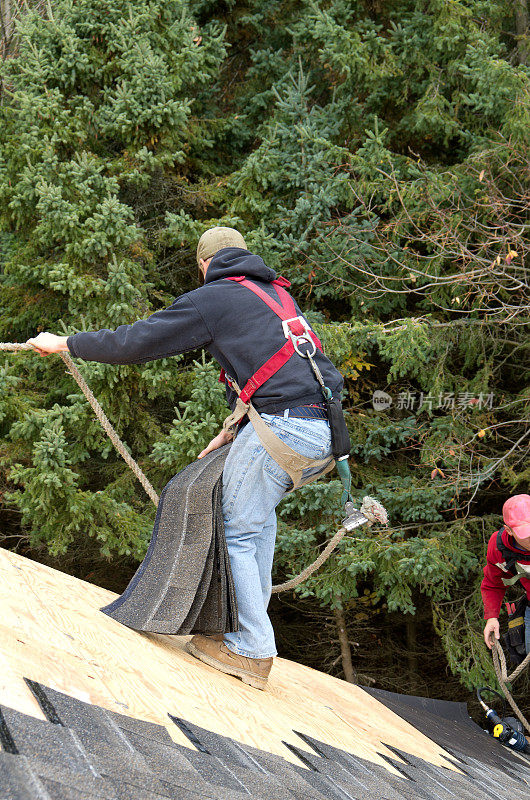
[219,276,322,404]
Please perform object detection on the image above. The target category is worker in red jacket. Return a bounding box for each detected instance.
[481,494,530,652]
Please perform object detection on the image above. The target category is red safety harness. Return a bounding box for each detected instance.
[219,274,353,505]
[219,276,323,404]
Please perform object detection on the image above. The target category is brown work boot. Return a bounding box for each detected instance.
[185,634,273,690]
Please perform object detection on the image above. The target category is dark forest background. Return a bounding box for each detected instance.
[0,0,529,720]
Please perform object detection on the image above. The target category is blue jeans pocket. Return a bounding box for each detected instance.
[261,415,332,484]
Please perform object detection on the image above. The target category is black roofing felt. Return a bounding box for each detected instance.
[364,686,530,773]
[0,680,529,800]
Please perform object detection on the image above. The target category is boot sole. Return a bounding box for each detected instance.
[185,640,268,690]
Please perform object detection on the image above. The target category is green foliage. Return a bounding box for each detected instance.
[6,418,152,558]
[431,513,503,691]
[276,482,478,613]
[0,0,227,560]
[1,0,528,697]
[434,593,498,692]
[150,355,227,471]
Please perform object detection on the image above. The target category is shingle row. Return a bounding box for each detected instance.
[0,680,529,800]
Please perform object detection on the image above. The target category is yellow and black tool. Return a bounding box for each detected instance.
[477,687,530,754]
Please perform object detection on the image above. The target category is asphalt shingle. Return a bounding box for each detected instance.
[1,680,529,800]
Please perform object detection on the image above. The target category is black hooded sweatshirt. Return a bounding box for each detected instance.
[67,248,344,414]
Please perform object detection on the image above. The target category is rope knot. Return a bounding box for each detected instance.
[360,495,389,526]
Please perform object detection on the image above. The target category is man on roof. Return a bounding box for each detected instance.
[26,226,344,690]
[482,494,530,656]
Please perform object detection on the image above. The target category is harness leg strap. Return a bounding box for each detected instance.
[247,404,335,490]
[222,381,335,490]
[223,398,250,433]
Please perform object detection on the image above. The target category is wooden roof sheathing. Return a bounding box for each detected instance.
[0,546,529,800]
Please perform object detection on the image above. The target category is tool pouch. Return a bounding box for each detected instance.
[325,395,351,459]
[502,594,528,667]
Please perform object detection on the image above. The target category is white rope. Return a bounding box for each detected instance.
[0,343,159,505]
[492,640,530,735]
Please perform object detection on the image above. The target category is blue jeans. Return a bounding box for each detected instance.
[221,413,332,658]
[525,604,530,655]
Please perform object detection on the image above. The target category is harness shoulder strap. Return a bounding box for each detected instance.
[230,277,297,320]
[221,276,322,404]
[497,529,519,574]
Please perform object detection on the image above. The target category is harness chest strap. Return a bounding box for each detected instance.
[496,530,530,587]
[498,562,530,587]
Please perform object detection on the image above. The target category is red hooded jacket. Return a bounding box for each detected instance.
[481,527,530,619]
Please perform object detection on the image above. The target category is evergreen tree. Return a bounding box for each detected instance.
[1,0,528,699]
[0,0,226,558]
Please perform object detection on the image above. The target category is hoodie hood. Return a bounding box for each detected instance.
[204,247,276,285]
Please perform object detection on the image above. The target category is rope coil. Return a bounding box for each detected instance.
[492,639,530,735]
[1,343,386,593]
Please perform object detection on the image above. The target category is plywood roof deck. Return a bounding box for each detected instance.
[0,546,454,775]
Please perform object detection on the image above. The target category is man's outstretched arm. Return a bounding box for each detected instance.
[26,295,212,364]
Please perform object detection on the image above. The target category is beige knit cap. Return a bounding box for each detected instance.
[196,226,247,265]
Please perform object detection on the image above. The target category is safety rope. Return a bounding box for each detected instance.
[492,639,530,735]
[0,343,384,593]
[0,344,160,506]
[272,527,347,593]
[271,496,387,593]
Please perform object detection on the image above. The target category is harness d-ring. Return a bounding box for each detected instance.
[291,333,316,358]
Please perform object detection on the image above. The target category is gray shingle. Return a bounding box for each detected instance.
[24,686,151,774]
[179,747,254,792]
[37,777,111,800]
[100,446,238,635]
[236,746,327,799]
[156,783,219,800]
[23,756,118,798]
[215,761,297,800]
[124,731,207,778]
[2,676,530,800]
[0,753,50,800]
[1,706,96,777]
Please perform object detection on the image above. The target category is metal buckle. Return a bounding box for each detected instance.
[342,501,368,532]
[281,316,316,358]
[281,316,311,338]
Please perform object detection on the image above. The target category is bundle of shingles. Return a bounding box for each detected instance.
[100,445,238,635]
